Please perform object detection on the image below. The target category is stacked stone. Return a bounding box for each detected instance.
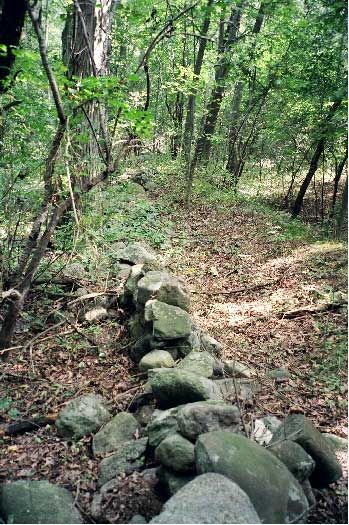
[1,242,343,524]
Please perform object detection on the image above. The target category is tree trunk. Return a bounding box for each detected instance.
[331,147,348,216]
[225,1,266,184]
[182,0,214,162]
[62,0,114,175]
[292,98,342,217]
[336,174,348,235]
[226,80,244,187]
[0,0,26,92]
[195,1,245,163]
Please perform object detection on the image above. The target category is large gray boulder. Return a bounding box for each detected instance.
[117,242,157,265]
[0,481,82,524]
[270,414,342,488]
[136,271,190,311]
[145,300,192,340]
[93,412,140,454]
[147,407,181,447]
[177,401,240,442]
[156,467,195,498]
[139,350,175,372]
[269,439,315,482]
[151,473,261,524]
[56,394,111,439]
[155,433,195,473]
[98,438,148,486]
[177,351,215,377]
[149,369,222,408]
[195,431,309,524]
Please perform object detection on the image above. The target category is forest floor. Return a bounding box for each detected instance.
[0,176,347,523]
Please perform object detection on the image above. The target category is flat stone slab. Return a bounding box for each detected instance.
[177,401,240,441]
[136,271,190,311]
[98,438,148,486]
[93,412,140,454]
[0,480,82,524]
[56,394,111,439]
[145,300,192,340]
[149,369,222,408]
[151,473,261,524]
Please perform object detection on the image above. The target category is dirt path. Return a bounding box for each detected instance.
[166,201,347,523]
[0,192,347,523]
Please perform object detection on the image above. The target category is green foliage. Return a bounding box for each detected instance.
[311,320,348,393]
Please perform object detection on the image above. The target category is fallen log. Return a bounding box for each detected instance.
[279,300,347,319]
[1,414,57,436]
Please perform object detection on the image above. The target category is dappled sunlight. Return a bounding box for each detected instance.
[254,241,346,278]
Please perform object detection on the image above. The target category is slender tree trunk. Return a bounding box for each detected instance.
[292,98,342,217]
[182,0,214,162]
[336,174,348,235]
[0,3,118,350]
[225,1,265,184]
[195,1,245,164]
[226,80,244,187]
[331,147,348,216]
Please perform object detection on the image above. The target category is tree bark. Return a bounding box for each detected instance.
[195,1,245,163]
[292,98,342,217]
[62,0,114,174]
[331,146,348,216]
[182,0,214,162]
[225,1,266,184]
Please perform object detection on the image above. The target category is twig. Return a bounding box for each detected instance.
[114,385,142,401]
[191,277,283,295]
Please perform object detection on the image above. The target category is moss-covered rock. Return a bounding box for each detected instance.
[156,467,195,498]
[93,412,140,455]
[145,300,192,340]
[136,271,190,311]
[177,351,215,377]
[269,439,315,482]
[177,401,240,441]
[56,394,111,439]
[146,407,181,447]
[155,433,195,473]
[149,369,222,408]
[98,438,148,486]
[0,481,82,524]
[270,414,342,488]
[195,431,308,524]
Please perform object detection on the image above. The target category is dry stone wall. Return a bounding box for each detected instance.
[1,240,343,524]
